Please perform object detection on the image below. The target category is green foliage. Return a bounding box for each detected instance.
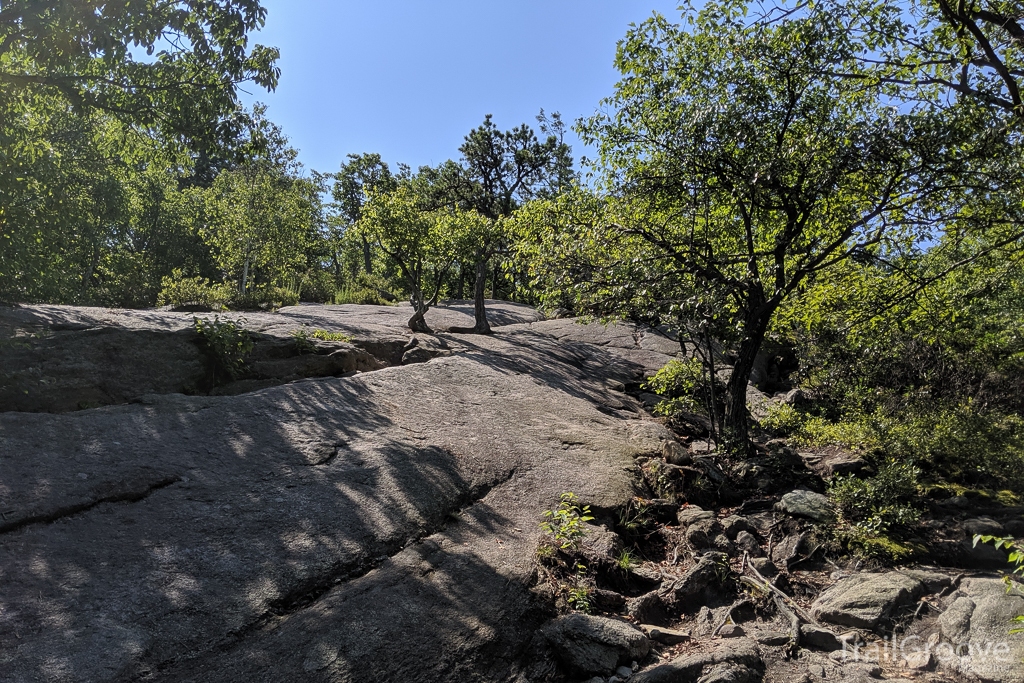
[565,561,594,614]
[309,329,353,343]
[828,460,924,562]
[757,403,804,437]
[616,549,636,574]
[157,270,229,310]
[226,285,299,311]
[193,316,253,383]
[291,327,353,354]
[0,1,279,151]
[644,358,715,418]
[357,186,476,331]
[540,492,594,551]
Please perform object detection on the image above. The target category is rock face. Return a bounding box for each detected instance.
[812,571,951,629]
[932,578,1024,683]
[0,303,676,683]
[541,614,650,675]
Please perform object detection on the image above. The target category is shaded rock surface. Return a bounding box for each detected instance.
[812,571,951,630]
[541,614,650,675]
[0,303,674,683]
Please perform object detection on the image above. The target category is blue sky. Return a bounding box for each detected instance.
[240,1,683,175]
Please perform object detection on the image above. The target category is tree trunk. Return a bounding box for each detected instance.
[361,235,373,275]
[472,257,491,334]
[408,308,432,333]
[723,307,773,450]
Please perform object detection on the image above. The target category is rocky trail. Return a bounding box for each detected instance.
[0,302,1021,683]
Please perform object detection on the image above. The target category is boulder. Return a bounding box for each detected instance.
[664,440,694,466]
[631,638,762,683]
[581,523,624,565]
[776,489,835,523]
[679,505,716,526]
[812,571,950,630]
[735,531,763,558]
[541,614,650,675]
[722,515,756,539]
[799,624,843,651]
[771,532,808,567]
[661,552,730,610]
[687,518,731,551]
[932,578,1024,683]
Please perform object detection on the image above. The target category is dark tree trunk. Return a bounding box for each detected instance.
[361,235,373,275]
[408,306,432,333]
[472,258,491,334]
[723,306,773,449]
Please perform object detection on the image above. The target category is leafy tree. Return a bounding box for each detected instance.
[357,186,472,332]
[518,1,995,444]
[416,113,573,333]
[331,153,397,276]
[0,0,279,149]
[200,107,321,295]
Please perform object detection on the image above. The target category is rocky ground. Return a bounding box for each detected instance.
[0,301,1021,683]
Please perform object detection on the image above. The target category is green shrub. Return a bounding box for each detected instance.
[309,329,353,342]
[540,492,594,551]
[227,285,299,311]
[194,316,253,383]
[827,460,923,562]
[791,401,1024,491]
[644,357,719,418]
[291,327,353,354]
[757,402,804,436]
[157,269,229,310]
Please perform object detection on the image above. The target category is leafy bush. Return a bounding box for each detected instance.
[157,269,229,310]
[827,460,923,562]
[291,327,353,354]
[227,285,299,311]
[789,400,1024,491]
[309,329,353,342]
[757,402,804,436]
[194,316,253,383]
[299,269,336,303]
[644,357,719,418]
[334,272,397,306]
[540,492,594,551]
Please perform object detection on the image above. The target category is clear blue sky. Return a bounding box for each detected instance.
[240,1,684,175]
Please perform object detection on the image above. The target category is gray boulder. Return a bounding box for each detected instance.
[933,578,1024,683]
[812,571,950,630]
[776,489,835,523]
[679,505,715,526]
[541,614,650,675]
[632,638,762,683]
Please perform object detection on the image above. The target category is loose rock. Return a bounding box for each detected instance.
[811,571,950,630]
[541,614,650,675]
[776,489,835,523]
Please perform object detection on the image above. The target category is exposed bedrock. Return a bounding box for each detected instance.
[0,302,678,682]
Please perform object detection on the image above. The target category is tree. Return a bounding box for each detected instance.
[416,113,573,333]
[0,0,279,150]
[519,1,995,444]
[331,153,397,276]
[201,107,320,294]
[357,187,471,332]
